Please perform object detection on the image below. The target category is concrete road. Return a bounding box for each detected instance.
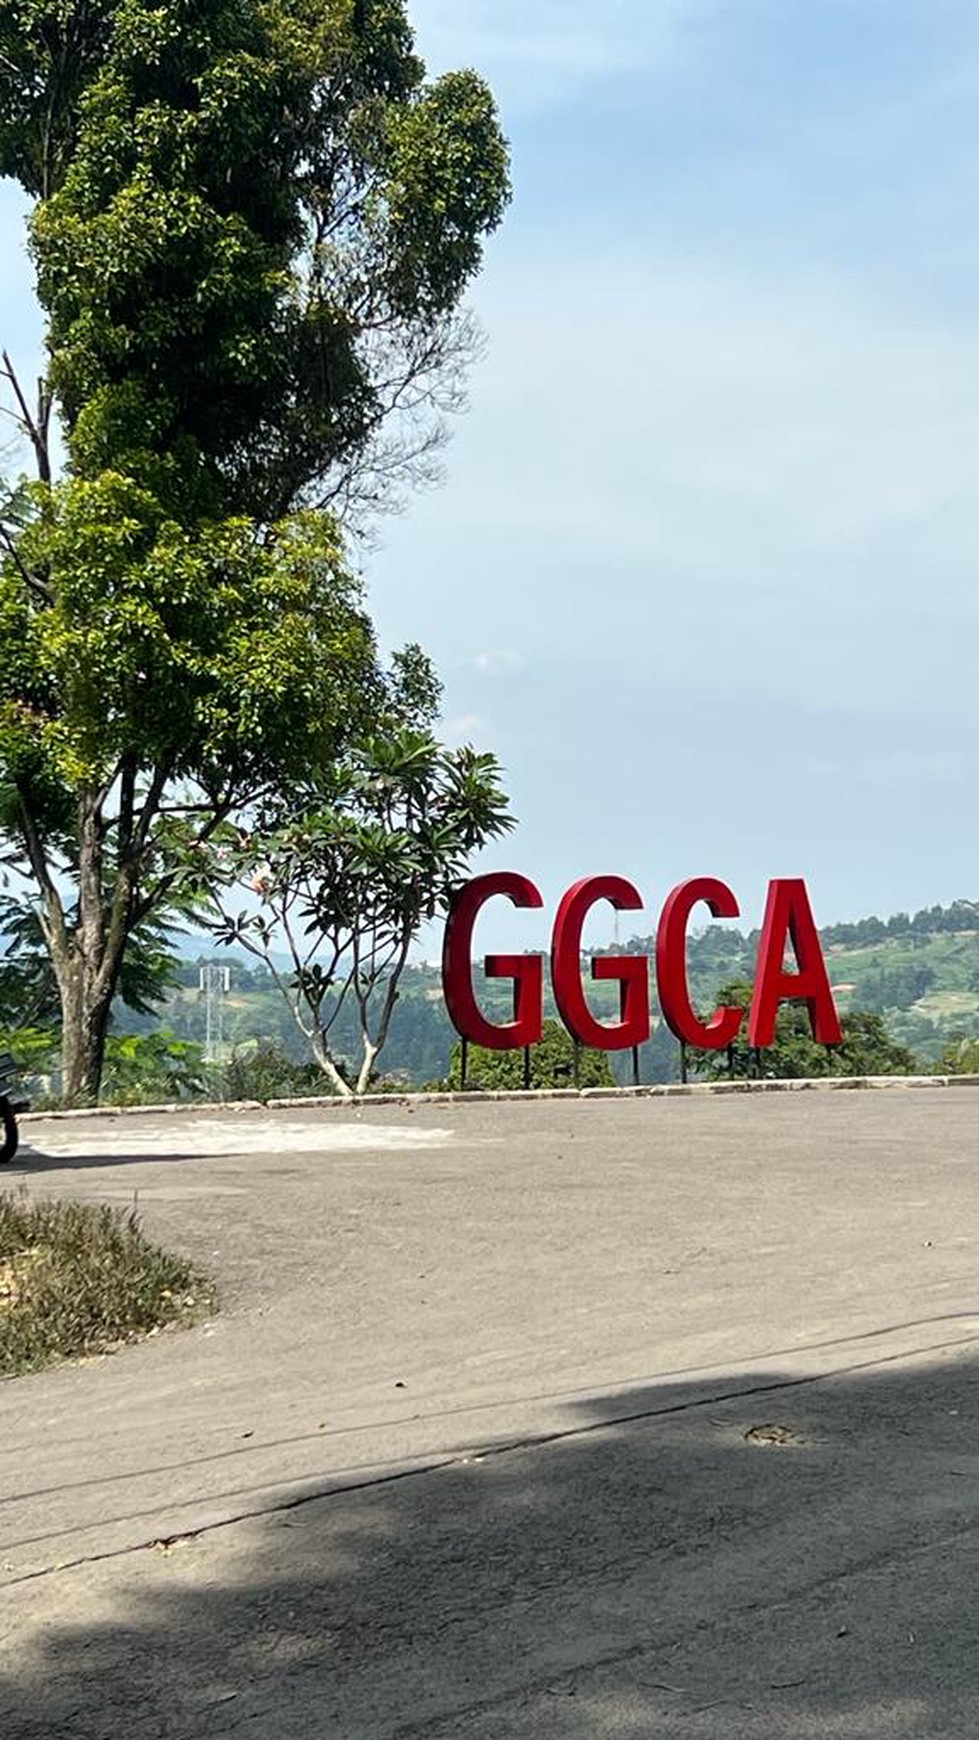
[1,1090,978,1737]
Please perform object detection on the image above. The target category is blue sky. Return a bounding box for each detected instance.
[3,2,979,955]
[371,0,979,951]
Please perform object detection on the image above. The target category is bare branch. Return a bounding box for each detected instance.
[131,766,171,860]
[1,350,51,484]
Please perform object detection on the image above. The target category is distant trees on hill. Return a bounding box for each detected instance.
[613,899,979,968]
[8,898,979,1098]
[821,901,979,946]
[850,962,936,1012]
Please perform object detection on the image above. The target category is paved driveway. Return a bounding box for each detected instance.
[2,1091,978,1736]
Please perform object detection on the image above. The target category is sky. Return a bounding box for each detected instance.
[358,0,979,953]
[4,2,979,956]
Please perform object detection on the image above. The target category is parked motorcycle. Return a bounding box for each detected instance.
[0,1052,29,1162]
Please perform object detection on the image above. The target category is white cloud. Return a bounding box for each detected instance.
[442,712,490,742]
[470,649,527,677]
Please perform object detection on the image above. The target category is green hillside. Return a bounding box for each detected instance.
[109,899,979,1089]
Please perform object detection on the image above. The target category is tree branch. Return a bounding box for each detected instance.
[1,350,51,484]
[0,520,52,603]
[14,783,68,963]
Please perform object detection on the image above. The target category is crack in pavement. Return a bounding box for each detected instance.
[6,1308,978,1507]
[6,1327,979,1589]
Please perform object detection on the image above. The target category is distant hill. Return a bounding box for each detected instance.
[114,900,979,1085]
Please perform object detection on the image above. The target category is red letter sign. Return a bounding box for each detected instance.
[749,878,842,1046]
[656,877,745,1049]
[442,872,544,1049]
[551,876,649,1050]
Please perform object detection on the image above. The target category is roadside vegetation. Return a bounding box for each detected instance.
[687,984,919,1081]
[0,1192,213,1376]
[447,1021,615,1092]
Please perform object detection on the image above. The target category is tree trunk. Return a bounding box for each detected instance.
[20,768,161,1106]
[58,961,115,1105]
[355,1040,379,1097]
[53,787,131,1105]
[311,1030,354,1099]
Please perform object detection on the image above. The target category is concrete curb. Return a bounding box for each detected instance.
[17,1073,979,1122]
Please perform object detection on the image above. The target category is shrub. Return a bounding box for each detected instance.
[939,1036,979,1075]
[448,1020,615,1091]
[100,1032,208,1105]
[218,1042,336,1103]
[0,1192,213,1375]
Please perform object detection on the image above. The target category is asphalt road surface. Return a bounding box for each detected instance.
[2,1090,978,1738]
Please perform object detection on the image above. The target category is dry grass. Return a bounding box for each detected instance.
[0,1192,214,1376]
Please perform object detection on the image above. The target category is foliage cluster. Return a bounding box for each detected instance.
[208,724,513,1095]
[938,1036,979,1076]
[0,893,179,1029]
[448,1021,615,1092]
[219,1041,328,1102]
[689,982,920,1081]
[821,901,979,946]
[849,962,936,1013]
[99,1030,207,1103]
[4,0,510,522]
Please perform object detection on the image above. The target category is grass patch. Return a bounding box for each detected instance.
[0,1192,215,1377]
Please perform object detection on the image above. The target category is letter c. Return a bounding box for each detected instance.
[656,878,745,1049]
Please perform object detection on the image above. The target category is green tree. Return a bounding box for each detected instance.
[0,0,510,1102]
[99,1030,207,1103]
[851,961,935,1012]
[620,1016,682,1087]
[0,890,178,1027]
[691,981,920,1080]
[448,1020,615,1092]
[208,717,514,1095]
[938,1035,979,1075]
[0,492,381,1101]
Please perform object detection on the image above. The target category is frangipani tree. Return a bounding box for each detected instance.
[208,728,514,1095]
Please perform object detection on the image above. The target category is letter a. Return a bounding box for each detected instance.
[749,879,842,1047]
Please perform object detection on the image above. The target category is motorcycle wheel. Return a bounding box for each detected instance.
[0,1096,18,1163]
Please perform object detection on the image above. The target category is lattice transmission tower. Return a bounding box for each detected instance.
[199,963,231,1062]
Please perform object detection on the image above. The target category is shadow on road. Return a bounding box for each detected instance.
[9,1142,209,1172]
[3,1349,978,1738]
